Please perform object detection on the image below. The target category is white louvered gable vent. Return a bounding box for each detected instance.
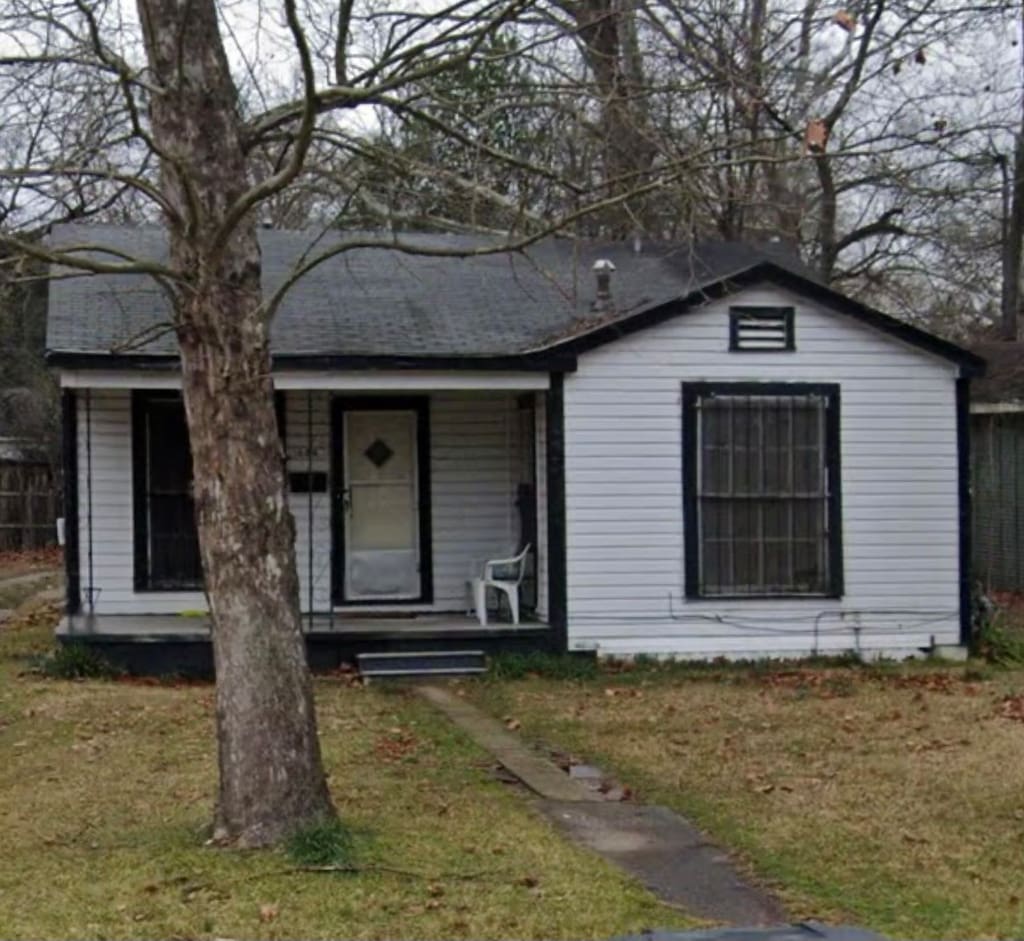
[729,306,795,351]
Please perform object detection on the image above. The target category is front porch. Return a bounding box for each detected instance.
[58,611,554,676]
[59,369,567,674]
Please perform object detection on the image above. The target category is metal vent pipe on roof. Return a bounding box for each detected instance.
[592,258,616,311]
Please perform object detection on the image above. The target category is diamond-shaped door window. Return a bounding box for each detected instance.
[364,438,394,468]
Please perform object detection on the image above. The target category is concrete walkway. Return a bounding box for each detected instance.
[418,684,605,803]
[417,685,787,926]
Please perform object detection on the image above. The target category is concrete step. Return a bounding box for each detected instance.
[357,649,486,678]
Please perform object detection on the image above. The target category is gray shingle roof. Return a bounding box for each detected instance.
[45,224,812,359]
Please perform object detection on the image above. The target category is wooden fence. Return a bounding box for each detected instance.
[0,462,59,551]
[973,411,1024,592]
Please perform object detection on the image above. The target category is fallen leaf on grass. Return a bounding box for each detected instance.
[0,546,61,570]
[905,737,963,753]
[994,695,1024,722]
[374,730,419,761]
[892,673,959,694]
[259,903,278,923]
[603,687,643,699]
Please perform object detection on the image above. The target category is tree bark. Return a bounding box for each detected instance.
[814,151,839,281]
[562,0,657,236]
[1000,141,1024,341]
[136,0,334,846]
[1001,0,1024,341]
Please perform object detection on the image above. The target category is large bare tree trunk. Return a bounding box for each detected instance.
[137,0,334,846]
[1001,0,1024,341]
[562,0,657,236]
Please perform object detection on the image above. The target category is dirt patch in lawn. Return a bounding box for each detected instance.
[0,546,62,580]
[0,611,693,940]
[469,663,1024,940]
[0,572,60,614]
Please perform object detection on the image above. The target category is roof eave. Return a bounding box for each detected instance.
[46,349,579,373]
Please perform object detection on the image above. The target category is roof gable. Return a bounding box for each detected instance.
[538,261,984,377]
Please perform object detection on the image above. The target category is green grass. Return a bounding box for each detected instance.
[488,651,599,681]
[467,660,1024,940]
[30,641,120,679]
[974,614,1024,666]
[285,818,359,868]
[0,605,694,939]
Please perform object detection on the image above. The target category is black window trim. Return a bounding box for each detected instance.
[682,381,843,600]
[132,389,287,592]
[132,390,202,592]
[728,305,795,352]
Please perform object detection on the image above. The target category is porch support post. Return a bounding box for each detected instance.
[61,389,81,615]
[306,390,314,631]
[957,375,973,647]
[545,373,568,650]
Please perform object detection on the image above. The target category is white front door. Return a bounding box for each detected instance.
[342,408,421,601]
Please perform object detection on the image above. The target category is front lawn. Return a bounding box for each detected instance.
[470,658,1024,939]
[0,607,691,940]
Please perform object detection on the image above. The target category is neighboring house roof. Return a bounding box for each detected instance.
[45,223,982,376]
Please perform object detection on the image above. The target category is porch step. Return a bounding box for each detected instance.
[356,649,487,678]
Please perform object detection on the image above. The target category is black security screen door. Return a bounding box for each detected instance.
[683,383,842,598]
[134,394,202,589]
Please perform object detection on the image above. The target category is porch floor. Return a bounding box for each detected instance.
[58,611,548,642]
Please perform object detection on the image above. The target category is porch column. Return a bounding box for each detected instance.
[61,389,81,614]
[545,374,568,650]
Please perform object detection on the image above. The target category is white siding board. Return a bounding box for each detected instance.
[563,283,962,658]
[430,392,524,609]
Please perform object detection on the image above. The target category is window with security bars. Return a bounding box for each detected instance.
[683,384,842,597]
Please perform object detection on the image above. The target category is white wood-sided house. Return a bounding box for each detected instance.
[47,224,983,673]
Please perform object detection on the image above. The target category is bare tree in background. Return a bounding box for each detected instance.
[626,0,1014,290]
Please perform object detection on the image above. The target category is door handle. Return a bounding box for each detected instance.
[341,488,352,513]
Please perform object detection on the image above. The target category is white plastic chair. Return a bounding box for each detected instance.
[468,544,531,626]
